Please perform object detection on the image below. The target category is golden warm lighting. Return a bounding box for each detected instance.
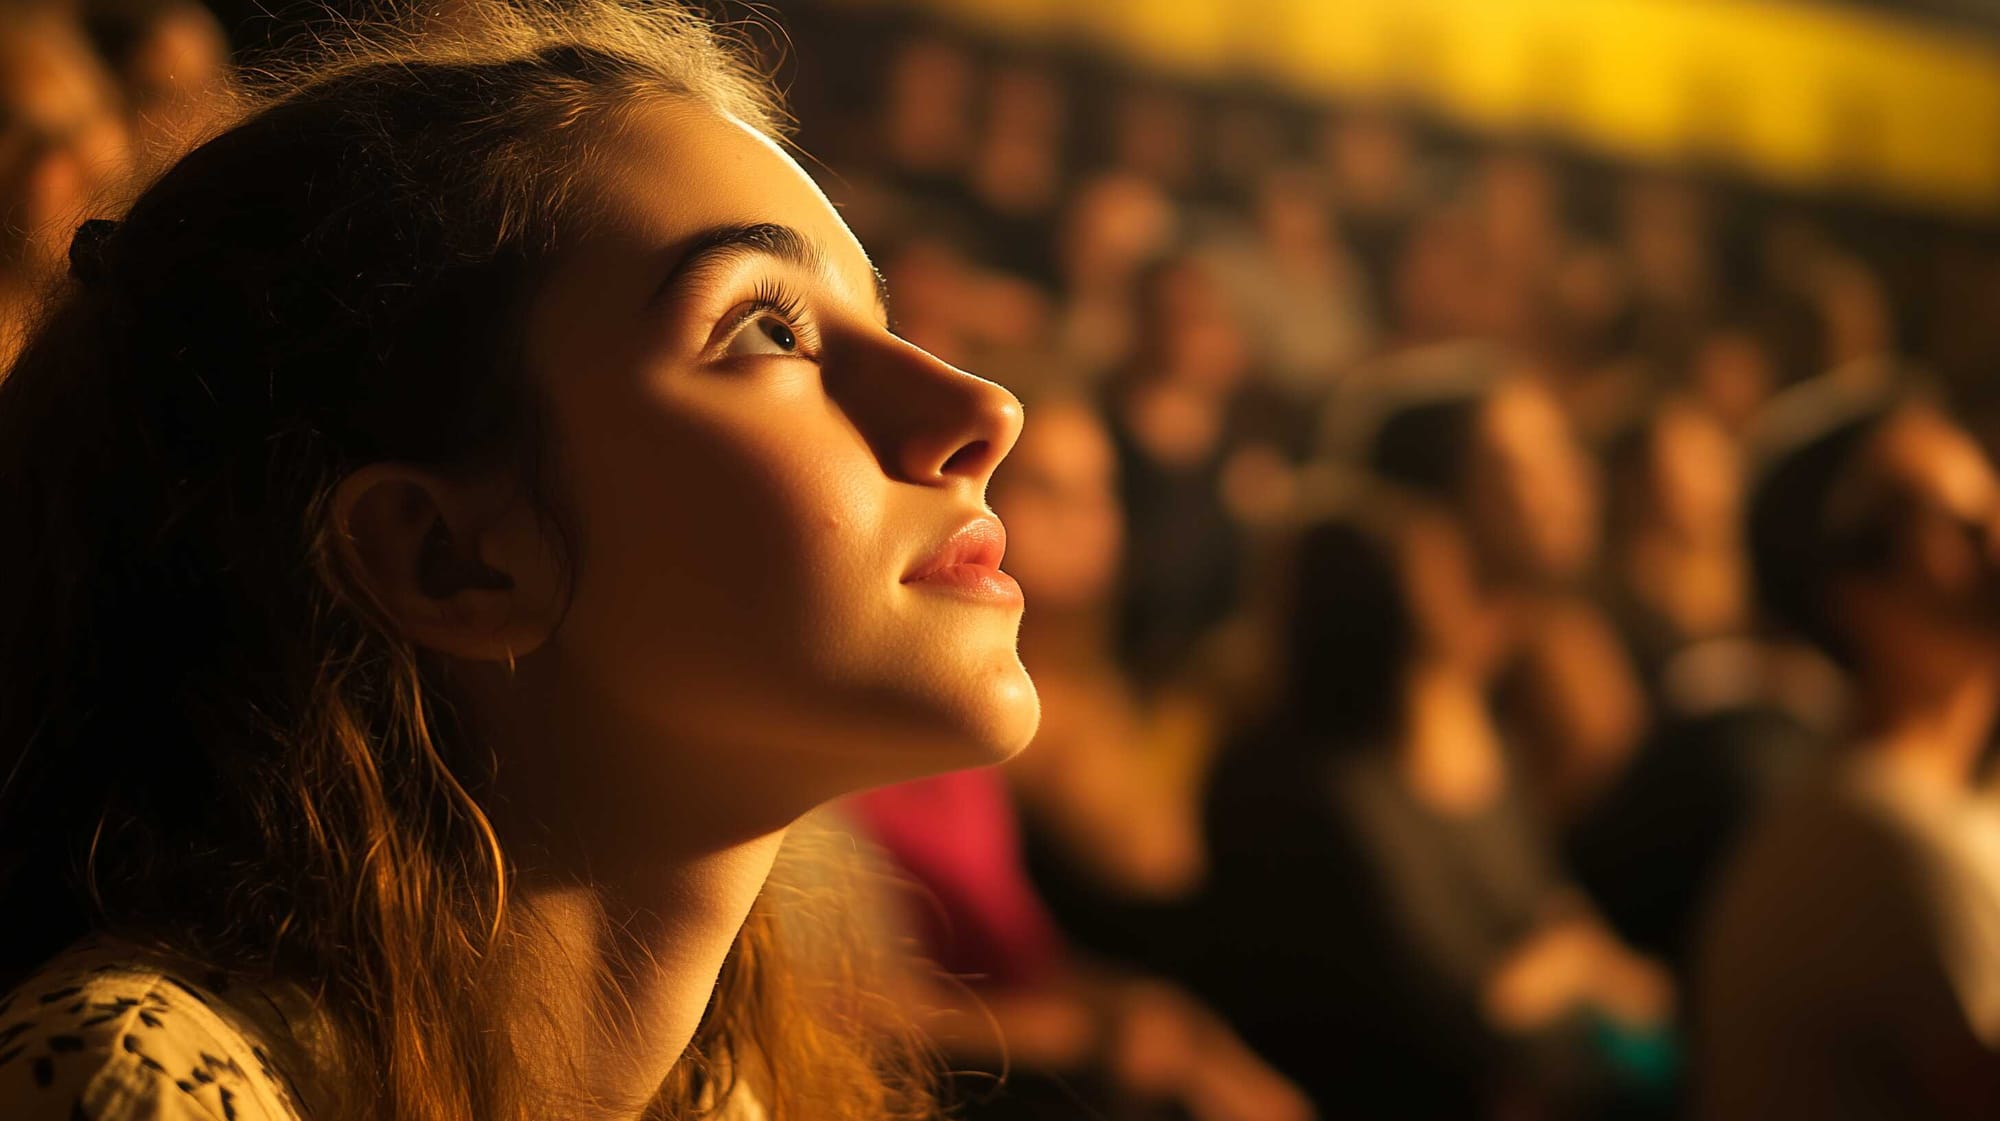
[841,0,2000,216]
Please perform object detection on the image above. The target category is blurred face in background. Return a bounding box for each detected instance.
[1211,99,1288,198]
[1475,150,1559,267]
[1690,328,1775,434]
[1143,258,1249,393]
[1112,85,1195,192]
[1393,206,1481,341]
[1058,171,1174,291]
[1849,407,2000,656]
[1319,110,1413,214]
[1467,376,1600,587]
[972,61,1064,216]
[1622,175,1712,311]
[1645,400,1741,545]
[1401,508,1505,676]
[1255,166,1333,255]
[878,234,1050,368]
[884,36,975,173]
[1818,256,1894,368]
[116,3,232,168]
[0,15,132,274]
[878,235,976,363]
[991,399,1124,613]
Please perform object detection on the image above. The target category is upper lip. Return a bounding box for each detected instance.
[903,516,1007,582]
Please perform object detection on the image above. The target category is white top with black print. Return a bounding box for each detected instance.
[0,942,306,1121]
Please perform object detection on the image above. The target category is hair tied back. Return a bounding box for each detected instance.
[68,218,120,287]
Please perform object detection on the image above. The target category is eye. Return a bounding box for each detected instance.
[723,311,801,358]
[717,278,819,361]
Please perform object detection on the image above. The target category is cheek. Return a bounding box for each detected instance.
[535,375,1036,782]
[549,385,889,722]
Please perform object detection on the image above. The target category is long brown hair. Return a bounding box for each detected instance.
[0,3,934,1117]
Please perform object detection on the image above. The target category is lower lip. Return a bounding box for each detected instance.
[905,565,1024,604]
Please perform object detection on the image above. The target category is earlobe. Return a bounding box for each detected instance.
[330,464,559,662]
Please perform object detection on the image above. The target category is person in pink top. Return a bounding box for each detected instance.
[851,769,1065,990]
[849,742,1312,1121]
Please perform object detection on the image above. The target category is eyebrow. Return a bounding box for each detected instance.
[650,221,892,326]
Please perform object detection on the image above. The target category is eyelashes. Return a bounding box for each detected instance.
[747,278,808,331]
[717,277,819,360]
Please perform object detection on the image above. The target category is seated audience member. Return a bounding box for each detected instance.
[1349,344,1648,826]
[1569,394,1830,967]
[1099,255,1251,687]
[0,10,133,363]
[1695,378,2000,1120]
[1102,253,1303,691]
[991,395,1216,979]
[1051,171,1176,376]
[963,58,1066,287]
[1200,164,1376,404]
[1313,108,1423,316]
[844,770,1314,1121]
[1201,493,1673,1119]
[1601,394,1750,703]
[1686,322,1778,437]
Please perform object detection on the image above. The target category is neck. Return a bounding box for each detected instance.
[1859,657,1999,790]
[467,662,799,1118]
[490,831,785,1118]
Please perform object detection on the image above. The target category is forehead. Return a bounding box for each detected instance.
[559,97,876,307]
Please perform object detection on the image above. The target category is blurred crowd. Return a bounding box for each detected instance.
[8,1,2000,1118]
[790,9,2000,1121]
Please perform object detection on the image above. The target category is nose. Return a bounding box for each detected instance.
[839,335,1025,493]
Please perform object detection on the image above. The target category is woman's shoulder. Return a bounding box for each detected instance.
[0,942,307,1121]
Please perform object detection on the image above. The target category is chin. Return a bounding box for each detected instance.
[962,664,1042,762]
[858,652,1042,782]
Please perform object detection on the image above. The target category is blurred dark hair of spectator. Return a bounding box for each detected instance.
[1744,373,1929,668]
[1276,493,1505,746]
[1358,343,1599,592]
[1699,374,2000,1120]
[1201,491,1673,1118]
[1350,344,1644,825]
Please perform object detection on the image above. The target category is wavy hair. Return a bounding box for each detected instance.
[0,3,933,1117]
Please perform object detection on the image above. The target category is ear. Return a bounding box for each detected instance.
[329,463,564,662]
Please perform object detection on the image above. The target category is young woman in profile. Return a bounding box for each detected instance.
[0,3,1038,1118]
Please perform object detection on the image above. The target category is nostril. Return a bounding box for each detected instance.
[941,439,989,477]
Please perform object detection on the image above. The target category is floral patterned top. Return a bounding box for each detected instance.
[0,942,307,1120]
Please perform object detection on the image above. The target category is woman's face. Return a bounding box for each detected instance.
[514,100,1037,830]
